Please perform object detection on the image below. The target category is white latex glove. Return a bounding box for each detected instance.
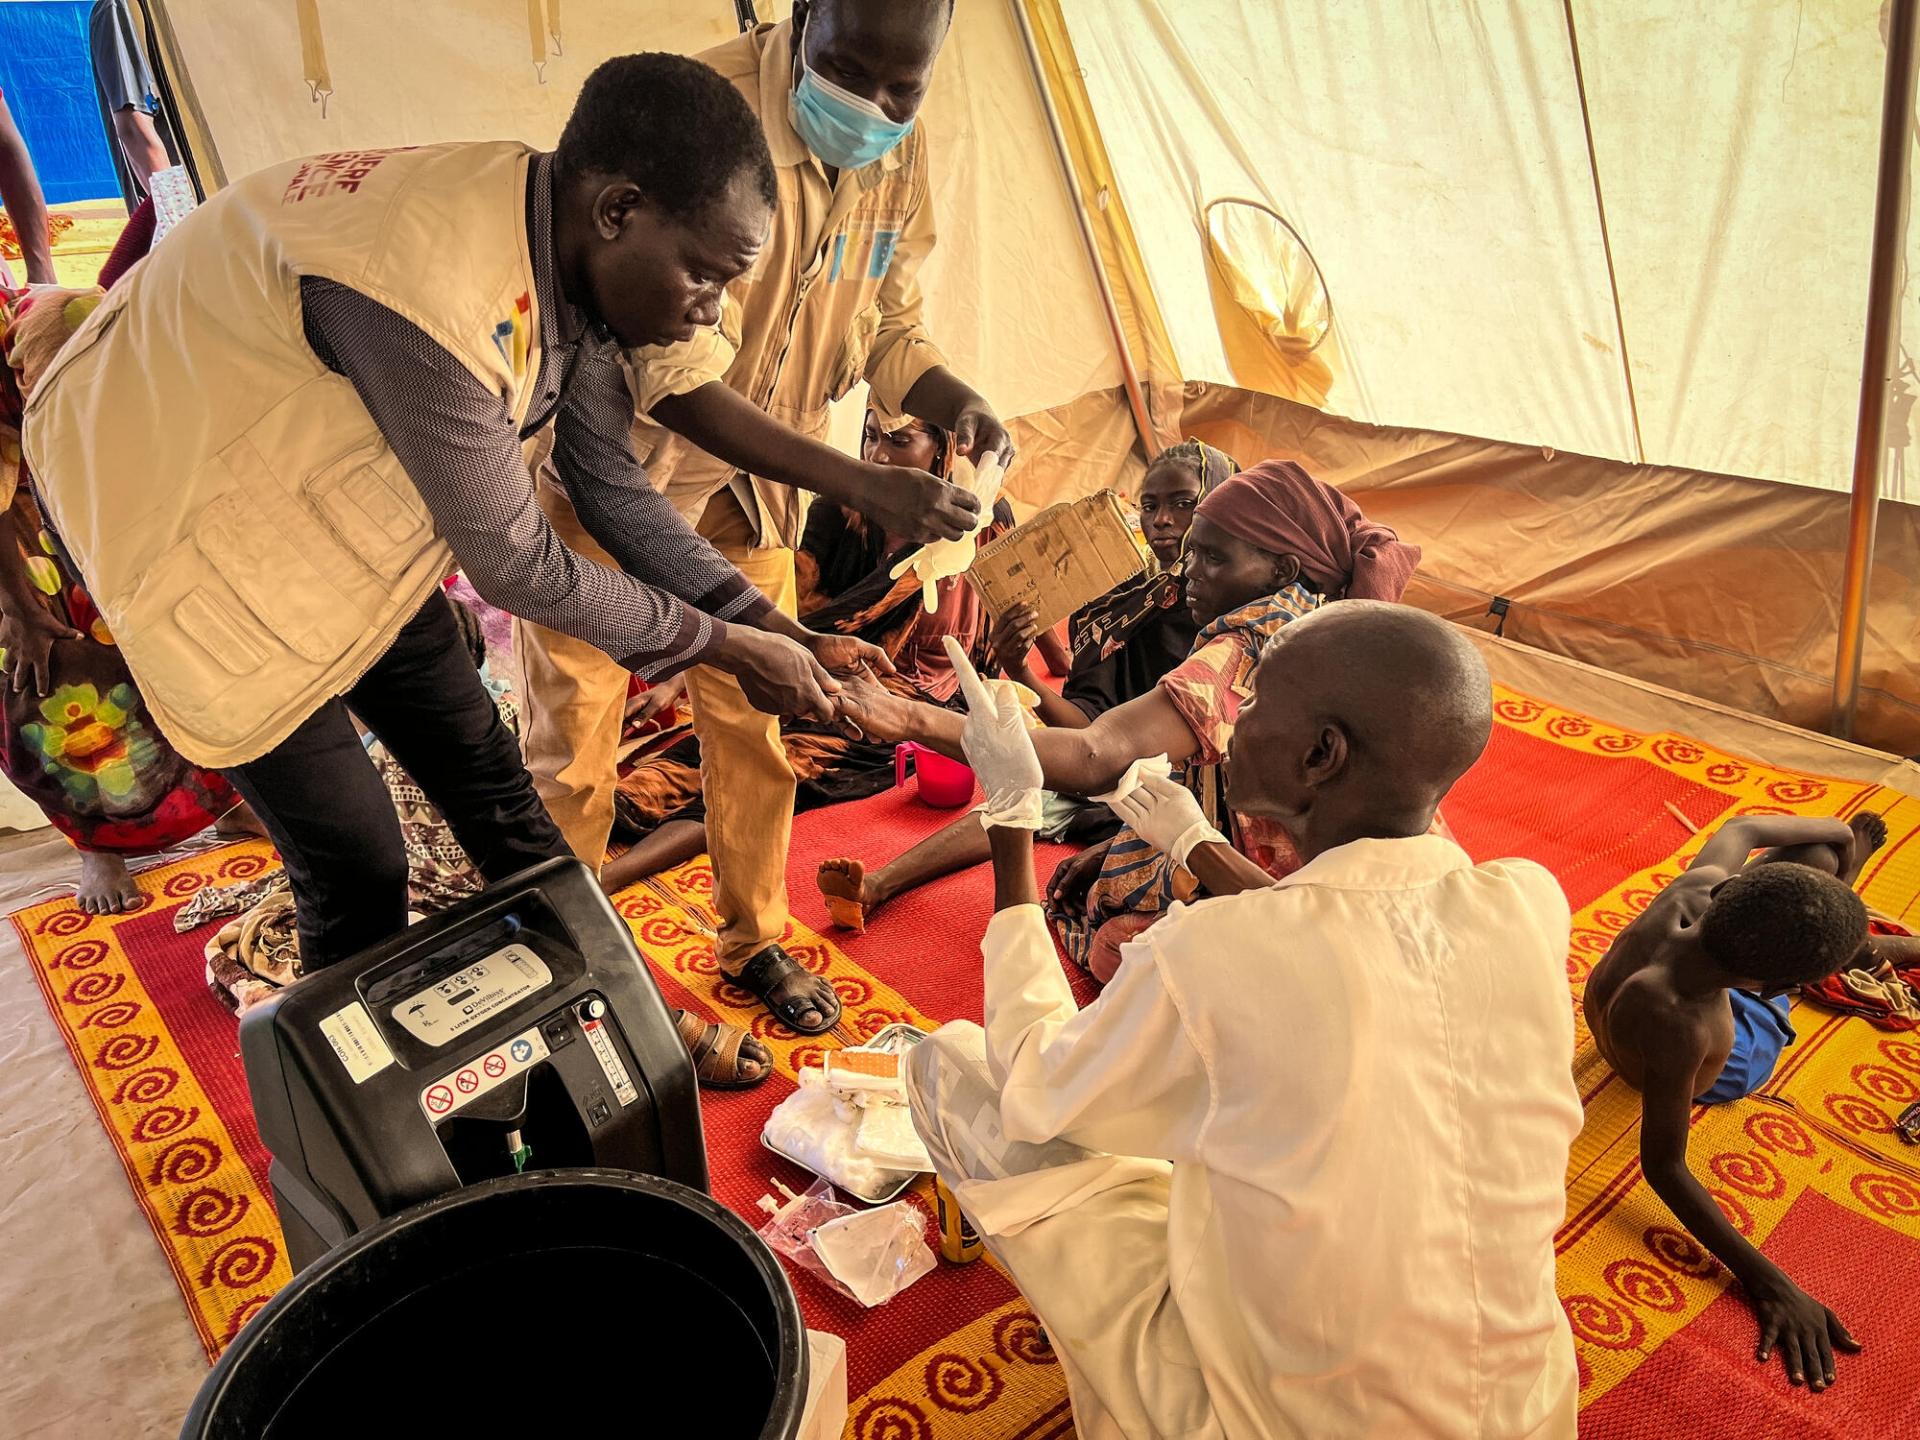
[943,634,1045,828]
[889,453,1006,612]
[1108,773,1226,871]
[1091,753,1173,806]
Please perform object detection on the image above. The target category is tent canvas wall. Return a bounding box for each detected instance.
[134,0,1919,753]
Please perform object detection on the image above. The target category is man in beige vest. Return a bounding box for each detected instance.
[24,54,892,1064]
[520,0,1006,1037]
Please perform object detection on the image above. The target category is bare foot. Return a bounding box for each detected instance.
[215,799,269,840]
[76,851,143,915]
[1842,812,1890,887]
[817,858,876,933]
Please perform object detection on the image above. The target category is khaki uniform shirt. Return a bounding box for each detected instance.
[626,20,949,549]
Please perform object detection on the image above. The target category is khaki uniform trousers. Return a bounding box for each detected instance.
[514,484,797,970]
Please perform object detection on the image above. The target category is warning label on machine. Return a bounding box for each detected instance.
[390,943,551,1048]
[420,1024,549,1121]
[319,1001,396,1085]
[581,1016,638,1108]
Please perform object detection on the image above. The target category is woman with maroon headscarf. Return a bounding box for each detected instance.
[837,458,1422,980]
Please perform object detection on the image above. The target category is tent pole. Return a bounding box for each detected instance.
[1010,0,1157,457]
[1833,0,1920,740]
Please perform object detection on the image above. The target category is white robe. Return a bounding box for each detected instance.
[908,834,1582,1440]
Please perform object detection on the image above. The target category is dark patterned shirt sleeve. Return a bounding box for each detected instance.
[550,346,773,626]
[300,276,727,677]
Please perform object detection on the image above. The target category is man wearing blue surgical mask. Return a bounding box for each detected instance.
[518,0,1008,1038]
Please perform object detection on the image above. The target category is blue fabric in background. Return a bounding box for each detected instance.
[0,2,122,205]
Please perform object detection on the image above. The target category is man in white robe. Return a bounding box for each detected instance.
[907,604,1582,1439]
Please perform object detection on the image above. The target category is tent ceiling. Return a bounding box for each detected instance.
[1059,0,1918,499]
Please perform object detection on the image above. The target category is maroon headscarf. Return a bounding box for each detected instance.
[1194,459,1420,601]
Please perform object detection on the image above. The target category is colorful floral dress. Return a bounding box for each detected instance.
[0,284,237,852]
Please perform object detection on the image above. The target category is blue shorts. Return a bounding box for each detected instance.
[1695,990,1795,1105]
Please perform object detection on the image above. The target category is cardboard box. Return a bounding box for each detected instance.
[967,490,1153,632]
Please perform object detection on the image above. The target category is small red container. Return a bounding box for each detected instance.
[894,743,976,808]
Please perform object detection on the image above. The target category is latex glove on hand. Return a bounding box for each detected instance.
[1091,753,1173,807]
[1107,771,1226,871]
[889,452,1006,613]
[943,634,1044,829]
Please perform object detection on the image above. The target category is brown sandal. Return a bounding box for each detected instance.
[673,1008,772,1090]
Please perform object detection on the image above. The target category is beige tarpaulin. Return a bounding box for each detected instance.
[1569,0,1894,494]
[1037,0,1920,751]
[1053,0,1920,498]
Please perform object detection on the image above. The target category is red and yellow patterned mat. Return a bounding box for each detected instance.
[14,683,1920,1437]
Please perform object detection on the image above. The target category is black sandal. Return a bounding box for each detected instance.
[733,943,842,1036]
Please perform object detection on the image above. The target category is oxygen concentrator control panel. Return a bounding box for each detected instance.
[388,943,552,1046]
[238,858,710,1273]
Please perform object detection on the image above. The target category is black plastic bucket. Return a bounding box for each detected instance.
[182,1169,808,1439]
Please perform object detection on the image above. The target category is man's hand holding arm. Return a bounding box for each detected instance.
[304,278,841,719]
[554,344,870,719]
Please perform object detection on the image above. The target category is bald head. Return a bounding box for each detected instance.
[1226,602,1491,848]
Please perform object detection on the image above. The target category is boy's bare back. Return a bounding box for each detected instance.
[1585,872,1733,1097]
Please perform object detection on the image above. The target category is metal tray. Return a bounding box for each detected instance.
[759,1025,931,1206]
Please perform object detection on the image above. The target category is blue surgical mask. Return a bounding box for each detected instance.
[790,56,914,171]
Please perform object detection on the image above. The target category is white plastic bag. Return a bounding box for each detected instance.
[810,1202,936,1307]
[756,1177,936,1307]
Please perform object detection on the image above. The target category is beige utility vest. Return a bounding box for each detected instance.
[24,142,544,768]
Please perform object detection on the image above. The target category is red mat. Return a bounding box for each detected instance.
[18,684,1920,1439]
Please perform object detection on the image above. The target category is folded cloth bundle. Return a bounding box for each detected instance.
[203,890,301,1016]
[1801,919,1920,1030]
[855,1100,932,1171]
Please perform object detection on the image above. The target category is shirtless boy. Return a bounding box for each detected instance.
[1586,812,1885,1392]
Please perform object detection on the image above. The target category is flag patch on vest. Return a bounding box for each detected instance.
[492,293,532,379]
[282,148,413,205]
